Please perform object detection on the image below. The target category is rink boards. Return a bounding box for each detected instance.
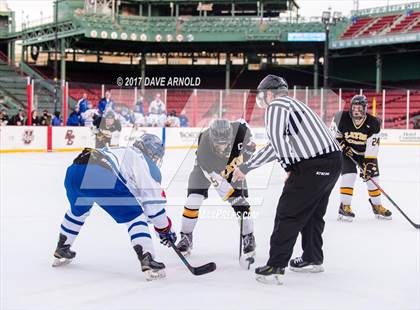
[1,126,419,153]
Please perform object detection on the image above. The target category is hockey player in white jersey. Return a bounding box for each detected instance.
[52,134,176,281]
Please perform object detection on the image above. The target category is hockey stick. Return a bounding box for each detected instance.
[239,212,243,261]
[168,240,217,276]
[238,181,255,269]
[239,179,244,260]
[347,156,420,229]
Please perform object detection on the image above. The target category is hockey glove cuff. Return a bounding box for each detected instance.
[155,217,177,247]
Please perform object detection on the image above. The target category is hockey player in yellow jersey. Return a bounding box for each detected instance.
[331,95,392,221]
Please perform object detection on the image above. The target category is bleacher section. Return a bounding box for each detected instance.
[358,15,399,37]
[340,17,373,38]
[69,86,101,108]
[166,90,192,114]
[339,8,420,39]
[64,85,420,129]
[341,90,420,129]
[388,11,420,33]
[0,54,56,113]
[410,18,420,32]
[73,13,325,40]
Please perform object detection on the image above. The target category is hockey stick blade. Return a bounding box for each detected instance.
[239,255,255,270]
[169,241,217,276]
[347,156,420,229]
[192,262,217,275]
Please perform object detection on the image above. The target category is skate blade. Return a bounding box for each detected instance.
[144,269,166,281]
[289,264,324,273]
[240,251,256,270]
[337,215,353,222]
[375,214,392,220]
[256,274,283,285]
[52,257,72,267]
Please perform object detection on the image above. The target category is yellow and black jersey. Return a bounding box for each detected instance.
[331,111,381,158]
[196,120,252,183]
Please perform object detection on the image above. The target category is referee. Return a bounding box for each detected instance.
[233,75,342,285]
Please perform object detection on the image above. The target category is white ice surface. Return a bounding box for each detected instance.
[1,146,419,310]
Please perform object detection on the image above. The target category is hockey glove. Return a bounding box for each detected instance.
[361,158,378,181]
[243,141,257,157]
[155,217,177,247]
[339,140,353,158]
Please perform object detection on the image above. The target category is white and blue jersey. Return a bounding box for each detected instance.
[60,146,169,257]
[98,146,169,228]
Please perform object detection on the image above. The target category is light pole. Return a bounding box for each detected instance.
[321,10,341,89]
[321,10,341,121]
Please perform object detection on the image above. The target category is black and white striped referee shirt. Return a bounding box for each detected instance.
[241,95,340,172]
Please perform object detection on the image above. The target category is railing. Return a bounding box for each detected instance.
[351,2,420,17]
[65,84,420,130]
[1,75,419,129]
[16,16,54,32]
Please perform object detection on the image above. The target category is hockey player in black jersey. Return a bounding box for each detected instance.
[176,118,257,262]
[331,95,392,221]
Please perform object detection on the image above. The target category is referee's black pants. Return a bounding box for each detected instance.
[267,151,342,268]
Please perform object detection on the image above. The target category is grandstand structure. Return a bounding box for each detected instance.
[0,0,419,128]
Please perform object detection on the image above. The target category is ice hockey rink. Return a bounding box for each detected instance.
[1,145,419,310]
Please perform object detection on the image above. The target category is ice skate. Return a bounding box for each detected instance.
[176,232,193,257]
[134,245,166,281]
[255,265,284,285]
[289,257,324,273]
[52,234,76,267]
[369,199,392,220]
[337,203,355,222]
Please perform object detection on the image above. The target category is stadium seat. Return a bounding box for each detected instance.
[388,11,420,34]
[358,15,399,37]
[341,17,374,38]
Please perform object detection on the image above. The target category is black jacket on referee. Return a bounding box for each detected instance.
[240,94,342,268]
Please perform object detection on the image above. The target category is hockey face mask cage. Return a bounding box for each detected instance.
[350,104,367,121]
[134,134,165,167]
[147,148,164,167]
[350,102,367,121]
[350,96,368,121]
[209,123,234,158]
[255,75,288,109]
[255,88,289,109]
[256,91,268,109]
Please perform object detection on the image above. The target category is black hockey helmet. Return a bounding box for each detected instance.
[350,95,368,121]
[255,75,288,108]
[209,119,233,158]
[133,133,165,167]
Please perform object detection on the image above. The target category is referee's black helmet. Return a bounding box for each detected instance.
[256,75,288,108]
